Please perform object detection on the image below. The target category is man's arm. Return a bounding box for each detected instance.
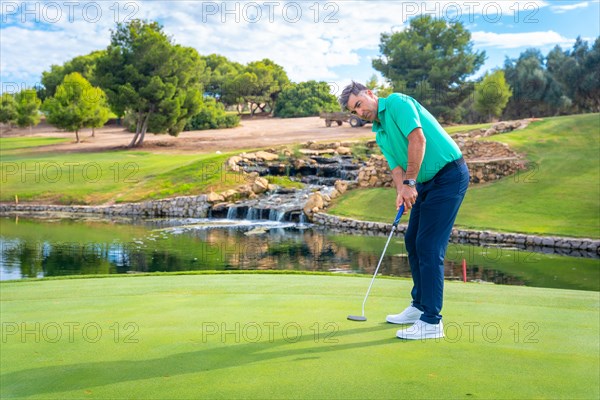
[396,127,426,210]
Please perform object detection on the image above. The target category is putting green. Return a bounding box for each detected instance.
[1,273,598,399]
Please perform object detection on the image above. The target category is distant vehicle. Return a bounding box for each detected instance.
[319,112,370,128]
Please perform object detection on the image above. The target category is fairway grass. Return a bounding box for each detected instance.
[0,149,243,204]
[1,274,598,399]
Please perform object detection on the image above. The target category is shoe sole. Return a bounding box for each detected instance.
[396,333,445,340]
[386,318,420,325]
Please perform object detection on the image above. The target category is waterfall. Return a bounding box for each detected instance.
[268,209,287,221]
[299,212,308,225]
[226,207,238,220]
[277,210,286,221]
[246,207,259,220]
[268,209,278,221]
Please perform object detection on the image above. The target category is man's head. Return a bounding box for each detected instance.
[338,81,379,122]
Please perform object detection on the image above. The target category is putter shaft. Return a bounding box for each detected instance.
[360,223,398,317]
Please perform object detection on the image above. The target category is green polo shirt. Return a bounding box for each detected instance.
[373,93,462,183]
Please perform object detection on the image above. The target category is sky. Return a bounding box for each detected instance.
[1,0,599,95]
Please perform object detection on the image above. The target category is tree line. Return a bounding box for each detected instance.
[0,20,339,147]
[372,15,599,123]
[1,17,597,145]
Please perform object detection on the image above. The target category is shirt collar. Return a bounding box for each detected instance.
[372,97,387,134]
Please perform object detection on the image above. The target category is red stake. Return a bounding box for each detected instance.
[462,259,467,283]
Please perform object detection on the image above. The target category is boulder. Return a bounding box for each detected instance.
[303,192,324,217]
[334,180,348,194]
[207,191,225,203]
[255,151,279,161]
[227,156,242,172]
[242,152,257,161]
[251,177,269,194]
[336,146,352,155]
[221,189,238,201]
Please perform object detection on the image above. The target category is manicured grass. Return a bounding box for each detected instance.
[0,150,248,204]
[0,274,598,399]
[0,137,70,151]
[443,122,492,135]
[328,114,600,238]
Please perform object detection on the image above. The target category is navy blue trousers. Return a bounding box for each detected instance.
[404,159,470,324]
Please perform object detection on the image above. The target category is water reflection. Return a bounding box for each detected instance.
[0,216,597,291]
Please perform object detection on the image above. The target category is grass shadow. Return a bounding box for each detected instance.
[2,323,404,397]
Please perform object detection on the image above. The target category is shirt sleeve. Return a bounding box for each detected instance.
[387,95,422,138]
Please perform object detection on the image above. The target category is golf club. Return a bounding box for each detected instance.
[347,204,405,322]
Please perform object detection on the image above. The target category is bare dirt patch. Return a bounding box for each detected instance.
[1,117,374,154]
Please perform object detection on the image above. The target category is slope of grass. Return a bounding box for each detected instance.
[328,114,600,238]
[0,137,70,151]
[0,150,247,204]
[1,274,598,399]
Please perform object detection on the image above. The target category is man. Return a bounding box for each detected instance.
[339,82,469,340]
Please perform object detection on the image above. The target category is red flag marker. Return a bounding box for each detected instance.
[462,259,467,283]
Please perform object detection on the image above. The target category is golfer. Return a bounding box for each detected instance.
[339,82,469,340]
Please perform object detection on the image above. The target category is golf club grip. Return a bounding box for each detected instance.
[393,204,405,226]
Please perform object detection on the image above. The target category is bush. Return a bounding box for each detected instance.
[185,97,240,130]
[274,81,340,118]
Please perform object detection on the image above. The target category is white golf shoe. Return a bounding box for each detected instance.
[396,320,445,340]
[386,305,423,324]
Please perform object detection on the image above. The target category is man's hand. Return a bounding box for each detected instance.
[397,185,418,211]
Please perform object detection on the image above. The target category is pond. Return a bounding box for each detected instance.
[0,216,598,291]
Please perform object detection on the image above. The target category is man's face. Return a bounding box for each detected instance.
[347,90,378,121]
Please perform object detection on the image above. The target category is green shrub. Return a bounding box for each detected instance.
[274,81,340,118]
[185,97,240,130]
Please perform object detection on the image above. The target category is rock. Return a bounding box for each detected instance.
[334,180,348,194]
[237,184,253,196]
[242,152,257,161]
[221,189,238,201]
[542,238,555,247]
[303,192,324,216]
[298,148,336,156]
[336,146,352,155]
[227,156,242,172]
[251,177,269,194]
[207,191,224,203]
[255,151,279,161]
[245,227,268,236]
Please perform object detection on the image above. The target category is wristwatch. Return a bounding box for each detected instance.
[403,179,416,188]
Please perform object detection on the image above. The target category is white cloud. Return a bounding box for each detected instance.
[550,2,589,13]
[1,0,596,91]
[472,30,575,49]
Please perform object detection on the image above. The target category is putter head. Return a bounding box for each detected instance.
[347,315,367,321]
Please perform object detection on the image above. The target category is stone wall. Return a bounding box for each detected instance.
[0,195,212,218]
[357,141,528,187]
[313,213,600,256]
